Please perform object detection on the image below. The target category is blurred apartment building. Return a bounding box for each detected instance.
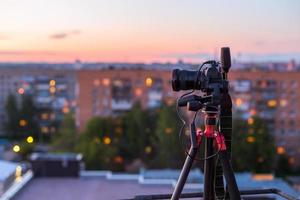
[0,64,76,136]
[76,62,300,165]
[0,61,299,164]
[76,64,183,130]
[229,71,300,165]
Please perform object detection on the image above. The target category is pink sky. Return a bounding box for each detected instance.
[1,0,299,63]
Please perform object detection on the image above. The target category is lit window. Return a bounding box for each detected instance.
[235,98,243,106]
[114,156,123,164]
[18,88,25,95]
[41,113,49,120]
[145,77,153,87]
[267,100,277,107]
[19,119,27,127]
[49,80,56,86]
[103,136,111,145]
[145,146,152,154]
[62,107,70,114]
[280,99,287,107]
[277,146,285,154]
[247,136,255,143]
[165,127,173,134]
[247,117,254,125]
[49,86,56,93]
[135,88,142,96]
[102,78,110,86]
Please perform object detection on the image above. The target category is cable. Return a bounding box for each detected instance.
[177,97,220,162]
[176,62,220,162]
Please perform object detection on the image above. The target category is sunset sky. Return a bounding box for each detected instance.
[0,0,299,63]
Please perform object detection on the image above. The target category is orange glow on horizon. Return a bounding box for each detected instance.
[0,0,299,63]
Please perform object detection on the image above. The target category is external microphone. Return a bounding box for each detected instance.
[220,47,231,73]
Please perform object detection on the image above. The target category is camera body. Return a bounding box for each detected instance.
[172,61,228,105]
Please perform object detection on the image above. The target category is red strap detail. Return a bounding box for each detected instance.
[215,132,227,151]
[204,125,215,138]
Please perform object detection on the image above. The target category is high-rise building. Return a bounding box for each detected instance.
[0,64,76,136]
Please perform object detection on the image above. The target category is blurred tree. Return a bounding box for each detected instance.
[4,94,20,139]
[152,103,184,168]
[52,113,77,152]
[19,140,35,159]
[19,95,39,139]
[76,117,119,170]
[275,154,292,177]
[232,117,276,173]
[121,103,156,163]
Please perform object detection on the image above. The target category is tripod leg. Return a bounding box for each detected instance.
[218,150,241,200]
[204,138,216,200]
[171,146,198,200]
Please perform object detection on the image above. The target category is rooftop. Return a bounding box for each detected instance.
[13,178,172,200]
[9,170,300,200]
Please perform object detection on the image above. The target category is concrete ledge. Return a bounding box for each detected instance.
[0,170,33,200]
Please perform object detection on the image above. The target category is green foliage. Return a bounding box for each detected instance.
[19,95,39,139]
[121,103,156,163]
[76,117,119,170]
[52,113,77,152]
[49,110,297,176]
[73,103,185,170]
[19,141,35,159]
[232,116,276,173]
[4,94,39,140]
[152,103,184,168]
[4,94,19,139]
[275,155,292,177]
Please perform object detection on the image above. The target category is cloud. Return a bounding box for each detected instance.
[0,50,57,55]
[161,52,214,59]
[49,30,81,40]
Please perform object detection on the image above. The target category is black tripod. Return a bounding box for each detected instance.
[170,100,240,200]
[170,47,240,199]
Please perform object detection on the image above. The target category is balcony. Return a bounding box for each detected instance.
[148,90,162,100]
[36,84,50,90]
[148,90,163,108]
[36,96,52,104]
[111,100,132,110]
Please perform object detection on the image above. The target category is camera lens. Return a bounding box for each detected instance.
[172,69,199,91]
[172,69,181,91]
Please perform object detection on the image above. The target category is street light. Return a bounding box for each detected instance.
[13,145,20,153]
[26,136,34,144]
